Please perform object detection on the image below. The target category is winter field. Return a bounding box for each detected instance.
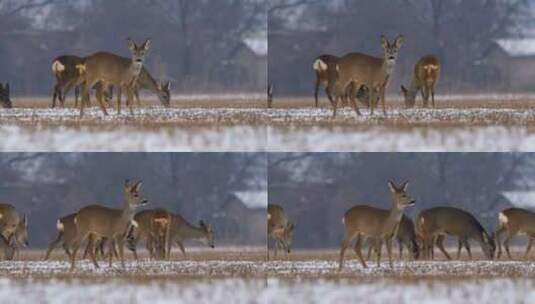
[2,247,535,303]
[4,94,535,151]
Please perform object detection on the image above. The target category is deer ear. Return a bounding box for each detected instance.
[142,39,152,51]
[288,223,295,232]
[400,85,407,93]
[133,181,142,192]
[388,180,397,193]
[381,35,388,48]
[401,181,409,192]
[395,35,404,48]
[127,38,136,51]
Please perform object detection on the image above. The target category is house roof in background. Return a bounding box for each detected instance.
[501,191,535,209]
[233,191,267,209]
[496,39,535,57]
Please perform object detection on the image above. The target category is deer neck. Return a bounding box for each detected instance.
[139,69,160,93]
[128,59,144,82]
[382,203,404,237]
[119,202,137,226]
[380,58,396,86]
[406,78,420,100]
[179,221,206,241]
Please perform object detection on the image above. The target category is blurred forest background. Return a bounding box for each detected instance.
[268,153,535,249]
[269,0,535,95]
[0,0,267,95]
[0,153,267,247]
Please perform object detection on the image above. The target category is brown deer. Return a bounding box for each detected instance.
[400,55,440,108]
[44,213,113,261]
[365,214,419,260]
[327,35,404,118]
[127,209,215,260]
[77,38,151,117]
[494,208,535,259]
[313,54,374,109]
[0,83,13,108]
[268,204,294,260]
[338,180,415,270]
[51,55,115,108]
[416,207,495,260]
[68,180,148,270]
[0,203,28,260]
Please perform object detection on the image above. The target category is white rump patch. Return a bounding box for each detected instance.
[75,64,86,74]
[0,212,3,220]
[341,217,345,225]
[52,60,65,74]
[73,216,77,225]
[131,220,139,228]
[498,212,508,225]
[56,219,64,231]
[267,213,271,220]
[313,59,328,72]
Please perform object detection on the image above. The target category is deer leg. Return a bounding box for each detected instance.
[95,83,108,116]
[431,87,436,109]
[464,240,472,260]
[375,238,383,267]
[436,235,451,260]
[69,233,86,271]
[349,83,361,117]
[63,243,72,260]
[456,238,463,259]
[117,237,125,268]
[52,84,61,108]
[365,238,373,260]
[398,239,403,260]
[354,234,367,268]
[135,88,141,107]
[44,231,64,260]
[504,234,513,259]
[127,87,135,115]
[176,240,187,259]
[339,234,353,270]
[524,237,534,260]
[369,87,375,116]
[495,229,503,259]
[314,76,320,108]
[88,236,100,269]
[381,87,387,116]
[386,238,394,268]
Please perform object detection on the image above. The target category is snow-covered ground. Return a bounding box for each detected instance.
[264,278,535,304]
[2,101,535,151]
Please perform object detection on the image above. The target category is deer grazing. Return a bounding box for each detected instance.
[51,55,85,108]
[113,67,171,108]
[0,203,29,260]
[267,204,294,260]
[68,180,148,270]
[494,208,535,260]
[313,54,374,109]
[416,207,495,260]
[366,214,419,260]
[0,83,12,109]
[77,38,151,117]
[401,55,441,108]
[339,180,415,270]
[327,35,404,118]
[127,209,215,260]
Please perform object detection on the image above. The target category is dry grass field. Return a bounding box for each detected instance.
[3,93,535,151]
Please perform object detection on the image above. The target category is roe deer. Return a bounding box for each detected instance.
[0,83,12,108]
[44,213,112,261]
[127,209,215,260]
[494,208,535,259]
[268,204,294,260]
[0,203,28,260]
[114,67,171,108]
[339,180,415,270]
[400,55,440,108]
[267,83,273,108]
[125,209,176,260]
[69,180,148,270]
[327,35,404,117]
[416,207,495,260]
[313,54,374,108]
[78,38,151,117]
[365,214,419,260]
[51,55,114,108]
